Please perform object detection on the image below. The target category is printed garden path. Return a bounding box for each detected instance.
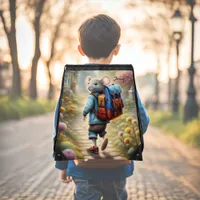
[71,115,126,161]
[68,92,126,161]
[0,113,200,200]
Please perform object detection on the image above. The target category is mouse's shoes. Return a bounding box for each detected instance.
[101,138,108,151]
[87,146,99,154]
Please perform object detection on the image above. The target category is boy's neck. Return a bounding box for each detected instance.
[88,57,111,64]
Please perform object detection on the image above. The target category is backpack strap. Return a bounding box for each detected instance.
[90,92,98,98]
[90,93,99,117]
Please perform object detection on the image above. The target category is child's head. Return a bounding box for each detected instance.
[78,14,121,62]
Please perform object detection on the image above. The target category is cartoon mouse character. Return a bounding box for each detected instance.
[83,76,111,154]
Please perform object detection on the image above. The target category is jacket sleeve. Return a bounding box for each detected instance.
[82,95,95,116]
[52,98,68,170]
[136,91,150,134]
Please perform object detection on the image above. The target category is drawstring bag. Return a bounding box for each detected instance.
[53,64,144,168]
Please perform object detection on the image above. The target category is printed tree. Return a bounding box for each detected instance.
[115,71,133,97]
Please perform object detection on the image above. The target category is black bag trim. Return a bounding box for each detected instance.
[129,65,144,160]
[64,64,133,71]
[54,66,68,161]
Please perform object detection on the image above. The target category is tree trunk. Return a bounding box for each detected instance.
[29,39,40,99]
[9,33,22,98]
[0,65,5,89]
[9,0,22,98]
[48,81,54,100]
[42,0,73,100]
[0,0,22,98]
[46,60,54,100]
[167,37,173,109]
[29,0,45,99]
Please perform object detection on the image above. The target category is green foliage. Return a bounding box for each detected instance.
[0,96,55,121]
[149,110,200,149]
[180,120,200,148]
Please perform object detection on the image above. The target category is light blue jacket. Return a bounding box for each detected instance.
[83,93,109,125]
[53,91,150,180]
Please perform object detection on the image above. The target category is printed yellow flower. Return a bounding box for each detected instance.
[126,117,132,122]
[64,96,69,101]
[135,130,140,136]
[68,108,74,112]
[132,119,137,125]
[60,107,65,112]
[125,127,132,134]
[124,138,130,144]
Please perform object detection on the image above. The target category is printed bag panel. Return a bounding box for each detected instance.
[54,64,144,161]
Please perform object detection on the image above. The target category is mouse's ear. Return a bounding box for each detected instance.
[85,76,92,85]
[100,76,111,85]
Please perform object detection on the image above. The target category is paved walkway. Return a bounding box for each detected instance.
[0,113,200,200]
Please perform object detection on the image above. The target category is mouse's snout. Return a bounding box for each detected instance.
[88,85,93,91]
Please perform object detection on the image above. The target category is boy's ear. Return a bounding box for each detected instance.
[78,45,85,56]
[113,44,121,56]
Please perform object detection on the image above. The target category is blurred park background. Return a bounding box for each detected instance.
[0,0,200,199]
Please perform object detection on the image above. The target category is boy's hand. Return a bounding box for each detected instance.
[83,116,87,121]
[60,169,72,183]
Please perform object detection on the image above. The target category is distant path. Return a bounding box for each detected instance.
[0,113,200,200]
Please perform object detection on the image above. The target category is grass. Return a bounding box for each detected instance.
[0,96,56,122]
[149,110,200,149]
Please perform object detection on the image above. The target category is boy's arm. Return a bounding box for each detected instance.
[52,98,68,170]
[83,95,95,116]
[136,91,150,134]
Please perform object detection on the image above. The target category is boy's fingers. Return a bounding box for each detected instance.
[62,179,68,183]
[66,176,73,183]
[61,178,69,183]
[61,176,72,183]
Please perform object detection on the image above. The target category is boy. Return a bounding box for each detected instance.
[53,14,150,200]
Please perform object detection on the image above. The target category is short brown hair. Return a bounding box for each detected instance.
[78,14,121,59]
